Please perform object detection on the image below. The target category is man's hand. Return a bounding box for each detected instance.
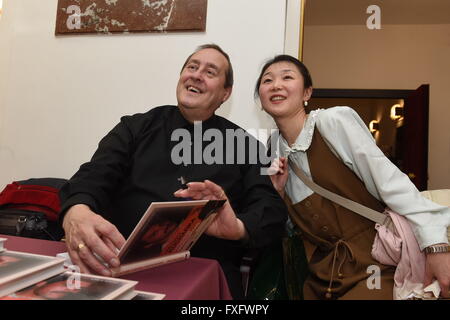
[424,250,450,298]
[267,157,289,197]
[62,204,126,277]
[173,180,247,241]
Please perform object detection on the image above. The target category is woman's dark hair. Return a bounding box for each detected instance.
[254,55,313,99]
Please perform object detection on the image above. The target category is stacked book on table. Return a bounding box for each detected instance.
[0,199,226,300]
[0,237,165,300]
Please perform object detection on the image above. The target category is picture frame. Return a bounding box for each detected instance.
[284,0,306,61]
[55,0,208,35]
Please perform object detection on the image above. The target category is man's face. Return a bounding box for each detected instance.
[176,48,232,122]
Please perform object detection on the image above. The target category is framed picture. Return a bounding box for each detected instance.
[55,0,208,35]
[284,0,306,61]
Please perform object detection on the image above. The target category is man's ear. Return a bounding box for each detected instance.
[222,87,232,103]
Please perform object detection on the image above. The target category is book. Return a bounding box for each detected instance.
[0,237,6,253]
[131,290,166,300]
[0,250,65,297]
[111,199,225,277]
[1,271,138,300]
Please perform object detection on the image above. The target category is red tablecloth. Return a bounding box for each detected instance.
[1,234,232,300]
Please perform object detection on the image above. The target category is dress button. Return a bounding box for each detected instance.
[305,200,311,208]
[312,214,319,220]
[321,226,329,232]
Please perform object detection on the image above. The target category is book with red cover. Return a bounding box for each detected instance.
[111,199,225,277]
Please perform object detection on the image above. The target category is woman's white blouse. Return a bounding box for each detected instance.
[279,106,450,250]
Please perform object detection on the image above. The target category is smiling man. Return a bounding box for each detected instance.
[59,44,288,299]
[177,46,232,122]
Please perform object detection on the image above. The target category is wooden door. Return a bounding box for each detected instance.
[402,85,429,191]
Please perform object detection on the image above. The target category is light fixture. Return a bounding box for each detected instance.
[390,104,404,120]
[369,120,379,133]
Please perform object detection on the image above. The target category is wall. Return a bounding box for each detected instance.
[0,0,288,187]
[303,23,450,189]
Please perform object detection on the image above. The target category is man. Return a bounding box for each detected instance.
[59,44,288,299]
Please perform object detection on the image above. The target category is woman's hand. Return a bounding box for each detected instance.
[267,157,289,198]
[424,250,450,298]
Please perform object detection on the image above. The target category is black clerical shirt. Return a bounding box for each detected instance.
[59,105,287,299]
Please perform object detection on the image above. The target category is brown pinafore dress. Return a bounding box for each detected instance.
[285,130,395,300]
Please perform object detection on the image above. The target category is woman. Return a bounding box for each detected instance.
[255,54,450,300]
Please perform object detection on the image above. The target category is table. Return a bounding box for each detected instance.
[1,234,232,300]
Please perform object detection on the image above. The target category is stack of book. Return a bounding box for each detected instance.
[0,237,164,300]
[1,199,225,300]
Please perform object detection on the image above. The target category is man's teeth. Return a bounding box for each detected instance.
[271,96,285,101]
[188,86,201,93]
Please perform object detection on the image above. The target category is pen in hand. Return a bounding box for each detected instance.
[177,176,193,200]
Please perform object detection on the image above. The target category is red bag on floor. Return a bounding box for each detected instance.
[0,178,67,240]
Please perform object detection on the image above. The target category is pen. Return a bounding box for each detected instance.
[179,176,188,190]
[178,176,192,200]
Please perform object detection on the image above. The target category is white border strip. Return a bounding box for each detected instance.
[284,0,305,59]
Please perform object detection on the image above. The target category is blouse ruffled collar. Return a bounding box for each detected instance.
[280,109,322,156]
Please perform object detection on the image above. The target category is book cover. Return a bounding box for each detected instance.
[0,250,65,297]
[132,290,166,300]
[0,237,6,253]
[111,199,225,277]
[1,271,138,300]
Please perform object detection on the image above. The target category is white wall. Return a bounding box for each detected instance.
[0,0,289,186]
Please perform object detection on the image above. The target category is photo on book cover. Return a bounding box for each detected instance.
[132,290,166,300]
[1,250,65,297]
[1,271,137,300]
[0,251,64,284]
[118,200,226,265]
[0,237,6,253]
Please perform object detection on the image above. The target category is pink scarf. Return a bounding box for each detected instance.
[371,209,439,299]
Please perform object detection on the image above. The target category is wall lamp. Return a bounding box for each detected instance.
[369,120,380,133]
[390,104,404,121]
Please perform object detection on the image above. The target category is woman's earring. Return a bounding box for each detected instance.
[304,100,309,107]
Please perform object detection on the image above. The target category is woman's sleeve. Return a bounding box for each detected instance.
[316,106,450,250]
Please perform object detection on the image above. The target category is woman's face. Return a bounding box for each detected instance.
[258,61,311,118]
